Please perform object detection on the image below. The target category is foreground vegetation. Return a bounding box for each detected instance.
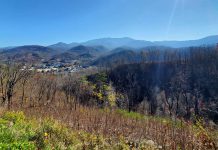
[1,107,217,149]
[0,110,160,149]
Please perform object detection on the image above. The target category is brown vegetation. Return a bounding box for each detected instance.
[0,45,218,149]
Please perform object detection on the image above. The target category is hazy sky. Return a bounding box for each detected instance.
[0,0,218,46]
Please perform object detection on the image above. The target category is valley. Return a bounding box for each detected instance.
[0,36,218,149]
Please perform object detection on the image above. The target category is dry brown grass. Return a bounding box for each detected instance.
[10,104,217,150]
[2,74,216,149]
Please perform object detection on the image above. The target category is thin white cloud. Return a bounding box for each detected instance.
[166,0,179,39]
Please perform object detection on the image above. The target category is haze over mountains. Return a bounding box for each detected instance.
[49,35,218,50]
[0,35,218,63]
[0,45,54,63]
[1,35,218,51]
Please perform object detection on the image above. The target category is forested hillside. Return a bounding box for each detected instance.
[0,45,218,149]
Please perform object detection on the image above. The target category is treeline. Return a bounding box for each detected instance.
[107,46,218,123]
[93,46,218,67]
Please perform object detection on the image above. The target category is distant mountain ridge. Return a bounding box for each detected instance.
[154,35,218,48]
[48,35,218,50]
[50,45,108,63]
[0,45,54,63]
[1,35,218,63]
[48,42,79,52]
[2,35,218,51]
[82,37,154,49]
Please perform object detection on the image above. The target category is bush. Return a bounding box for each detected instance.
[0,111,36,149]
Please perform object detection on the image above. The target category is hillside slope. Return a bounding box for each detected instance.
[0,108,216,150]
[0,45,55,63]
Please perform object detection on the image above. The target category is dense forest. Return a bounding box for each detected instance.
[106,46,218,123]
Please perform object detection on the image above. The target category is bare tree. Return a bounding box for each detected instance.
[0,64,30,109]
[20,68,32,107]
[62,75,81,110]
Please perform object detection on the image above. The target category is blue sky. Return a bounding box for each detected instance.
[0,0,218,47]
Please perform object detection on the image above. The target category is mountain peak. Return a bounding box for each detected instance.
[46,35,218,52]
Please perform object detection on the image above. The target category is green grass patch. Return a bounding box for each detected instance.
[115,109,145,120]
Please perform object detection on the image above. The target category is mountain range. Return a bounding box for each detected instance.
[0,45,54,63]
[0,35,218,63]
[50,45,108,63]
[49,35,218,50]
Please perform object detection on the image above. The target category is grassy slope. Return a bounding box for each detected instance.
[0,111,159,150]
[0,108,217,149]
